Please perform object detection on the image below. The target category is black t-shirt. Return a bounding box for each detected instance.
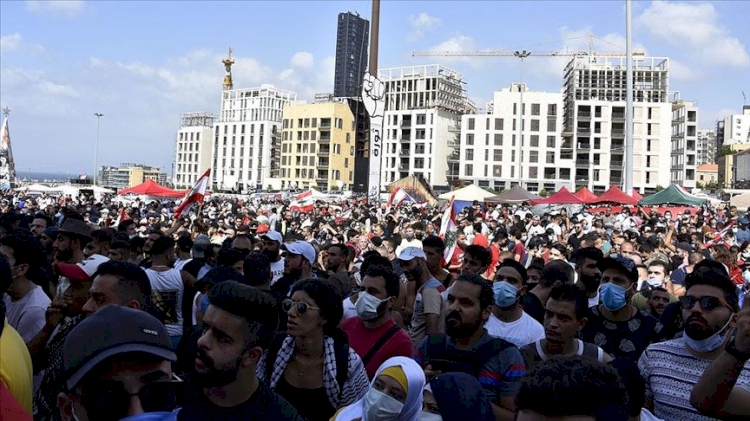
[521,292,545,325]
[178,378,303,421]
[581,305,657,360]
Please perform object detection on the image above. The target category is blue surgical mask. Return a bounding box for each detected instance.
[493,281,519,308]
[683,318,733,353]
[600,282,629,311]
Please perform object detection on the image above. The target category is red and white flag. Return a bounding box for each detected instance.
[290,196,314,213]
[114,208,130,226]
[0,116,10,149]
[174,169,211,218]
[439,196,459,262]
[388,187,411,208]
[295,190,312,201]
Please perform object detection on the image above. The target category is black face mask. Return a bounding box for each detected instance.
[263,249,280,261]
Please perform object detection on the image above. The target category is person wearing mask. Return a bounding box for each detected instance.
[485,259,545,347]
[271,240,317,297]
[81,260,152,314]
[343,258,414,379]
[180,281,302,420]
[640,259,750,420]
[261,231,285,285]
[582,256,657,361]
[257,279,369,421]
[56,305,181,421]
[631,262,678,313]
[523,260,576,324]
[399,247,445,345]
[571,247,603,308]
[520,284,612,373]
[332,357,425,421]
[421,372,494,421]
[416,274,525,421]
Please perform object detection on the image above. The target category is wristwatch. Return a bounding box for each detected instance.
[725,337,750,362]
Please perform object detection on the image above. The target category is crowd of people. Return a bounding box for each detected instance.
[1,192,749,421]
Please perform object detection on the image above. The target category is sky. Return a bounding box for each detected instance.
[1,0,749,176]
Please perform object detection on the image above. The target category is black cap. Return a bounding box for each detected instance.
[63,306,176,390]
[675,242,692,253]
[598,256,638,284]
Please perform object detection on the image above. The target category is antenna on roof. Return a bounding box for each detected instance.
[743,91,747,105]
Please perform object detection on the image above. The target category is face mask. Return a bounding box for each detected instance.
[493,281,519,308]
[363,388,404,421]
[419,411,443,421]
[600,282,629,311]
[119,410,180,421]
[684,317,733,353]
[355,292,388,321]
[646,277,663,288]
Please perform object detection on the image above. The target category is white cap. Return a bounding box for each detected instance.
[261,231,283,244]
[398,247,426,261]
[283,241,316,265]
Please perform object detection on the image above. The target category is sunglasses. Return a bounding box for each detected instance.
[679,295,731,312]
[80,374,182,421]
[282,299,320,314]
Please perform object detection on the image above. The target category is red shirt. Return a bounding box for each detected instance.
[0,382,32,421]
[342,317,414,379]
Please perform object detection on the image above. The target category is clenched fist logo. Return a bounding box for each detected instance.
[362,72,385,119]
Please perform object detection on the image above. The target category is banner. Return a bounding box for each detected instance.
[362,72,385,199]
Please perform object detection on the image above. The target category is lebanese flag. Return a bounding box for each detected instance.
[174,169,211,218]
[439,196,459,262]
[388,187,411,208]
[295,190,312,201]
[114,208,130,226]
[290,196,314,213]
[1,116,10,149]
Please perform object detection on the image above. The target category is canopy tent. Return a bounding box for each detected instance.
[591,186,639,205]
[439,184,496,214]
[18,183,53,192]
[530,186,583,205]
[631,190,643,200]
[573,187,599,204]
[637,184,706,207]
[118,179,185,198]
[485,186,540,204]
[730,192,750,210]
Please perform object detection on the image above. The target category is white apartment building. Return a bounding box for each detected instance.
[378,65,473,190]
[670,100,699,189]
[720,106,750,146]
[212,84,296,192]
[173,112,215,189]
[697,129,716,166]
[458,83,566,193]
[562,55,672,194]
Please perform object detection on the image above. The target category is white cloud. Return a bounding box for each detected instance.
[26,0,85,16]
[408,13,441,41]
[0,33,44,54]
[290,51,314,68]
[422,35,484,66]
[637,1,750,68]
[670,59,702,81]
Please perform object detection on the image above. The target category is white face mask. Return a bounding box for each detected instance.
[419,411,443,421]
[363,388,404,421]
[355,291,389,321]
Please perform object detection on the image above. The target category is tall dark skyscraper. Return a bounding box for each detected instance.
[334,12,369,98]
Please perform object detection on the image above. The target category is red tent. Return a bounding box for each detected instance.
[591,186,638,205]
[573,187,599,204]
[118,179,185,198]
[631,190,643,200]
[531,186,584,205]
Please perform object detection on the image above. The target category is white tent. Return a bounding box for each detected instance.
[438,184,496,202]
[19,183,53,192]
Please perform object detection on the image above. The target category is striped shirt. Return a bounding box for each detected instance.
[638,337,750,421]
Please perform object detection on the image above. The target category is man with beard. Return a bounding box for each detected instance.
[325,244,352,298]
[571,247,603,308]
[415,274,525,421]
[399,247,445,345]
[639,260,750,420]
[269,241,315,297]
[180,281,302,420]
[52,217,92,299]
[261,231,284,285]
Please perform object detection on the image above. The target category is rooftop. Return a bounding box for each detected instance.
[697,164,718,171]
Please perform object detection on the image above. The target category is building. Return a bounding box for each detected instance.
[720,106,750,145]
[458,83,565,193]
[696,163,718,187]
[697,129,716,165]
[334,12,369,99]
[561,55,672,194]
[212,84,296,192]
[379,64,473,191]
[99,163,167,190]
[716,106,750,188]
[173,112,215,189]
[670,100,699,189]
[279,101,356,191]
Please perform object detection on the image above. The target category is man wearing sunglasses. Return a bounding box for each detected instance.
[639,260,750,421]
[57,305,180,421]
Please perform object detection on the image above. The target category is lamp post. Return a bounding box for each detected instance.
[94,113,103,186]
[514,50,531,187]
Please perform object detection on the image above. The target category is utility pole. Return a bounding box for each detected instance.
[369,0,380,75]
[514,50,531,187]
[94,113,103,186]
[624,0,634,195]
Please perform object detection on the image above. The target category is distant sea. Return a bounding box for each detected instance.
[16,171,79,182]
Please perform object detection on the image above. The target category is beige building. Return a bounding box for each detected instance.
[280,101,356,191]
[696,163,718,187]
[99,163,167,190]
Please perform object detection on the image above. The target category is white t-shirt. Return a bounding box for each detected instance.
[2,286,51,343]
[587,291,600,308]
[342,294,358,322]
[270,257,285,285]
[174,258,192,271]
[485,311,545,347]
[145,268,185,337]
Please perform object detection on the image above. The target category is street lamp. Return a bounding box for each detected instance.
[514,50,531,187]
[94,113,104,186]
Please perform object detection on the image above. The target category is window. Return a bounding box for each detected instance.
[415,158,424,169]
[531,104,540,116]
[494,118,503,130]
[547,136,555,148]
[465,149,474,160]
[415,143,425,154]
[466,134,474,146]
[493,150,503,161]
[493,165,502,177]
[416,114,426,125]
[467,118,475,130]
[547,104,557,116]
[530,135,539,147]
[529,151,538,163]
[494,134,503,146]
[547,118,556,132]
[530,120,540,132]
[465,164,473,176]
[546,151,555,164]
[529,166,538,178]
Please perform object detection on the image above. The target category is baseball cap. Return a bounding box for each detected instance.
[192,234,210,259]
[398,246,426,261]
[283,241,316,265]
[63,305,176,390]
[598,256,638,284]
[261,231,283,244]
[675,242,692,253]
[256,224,270,234]
[56,254,109,282]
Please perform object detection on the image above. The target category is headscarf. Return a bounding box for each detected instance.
[332,356,425,421]
[428,373,494,421]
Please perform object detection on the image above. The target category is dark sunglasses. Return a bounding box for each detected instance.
[679,295,730,312]
[80,374,183,421]
[282,299,320,314]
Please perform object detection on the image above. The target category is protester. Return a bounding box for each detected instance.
[421,372,494,421]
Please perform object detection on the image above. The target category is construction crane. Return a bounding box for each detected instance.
[412,49,646,58]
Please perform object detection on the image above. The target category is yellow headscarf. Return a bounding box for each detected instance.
[379,366,408,394]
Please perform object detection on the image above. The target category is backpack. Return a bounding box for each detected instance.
[425,333,515,377]
[265,333,350,399]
